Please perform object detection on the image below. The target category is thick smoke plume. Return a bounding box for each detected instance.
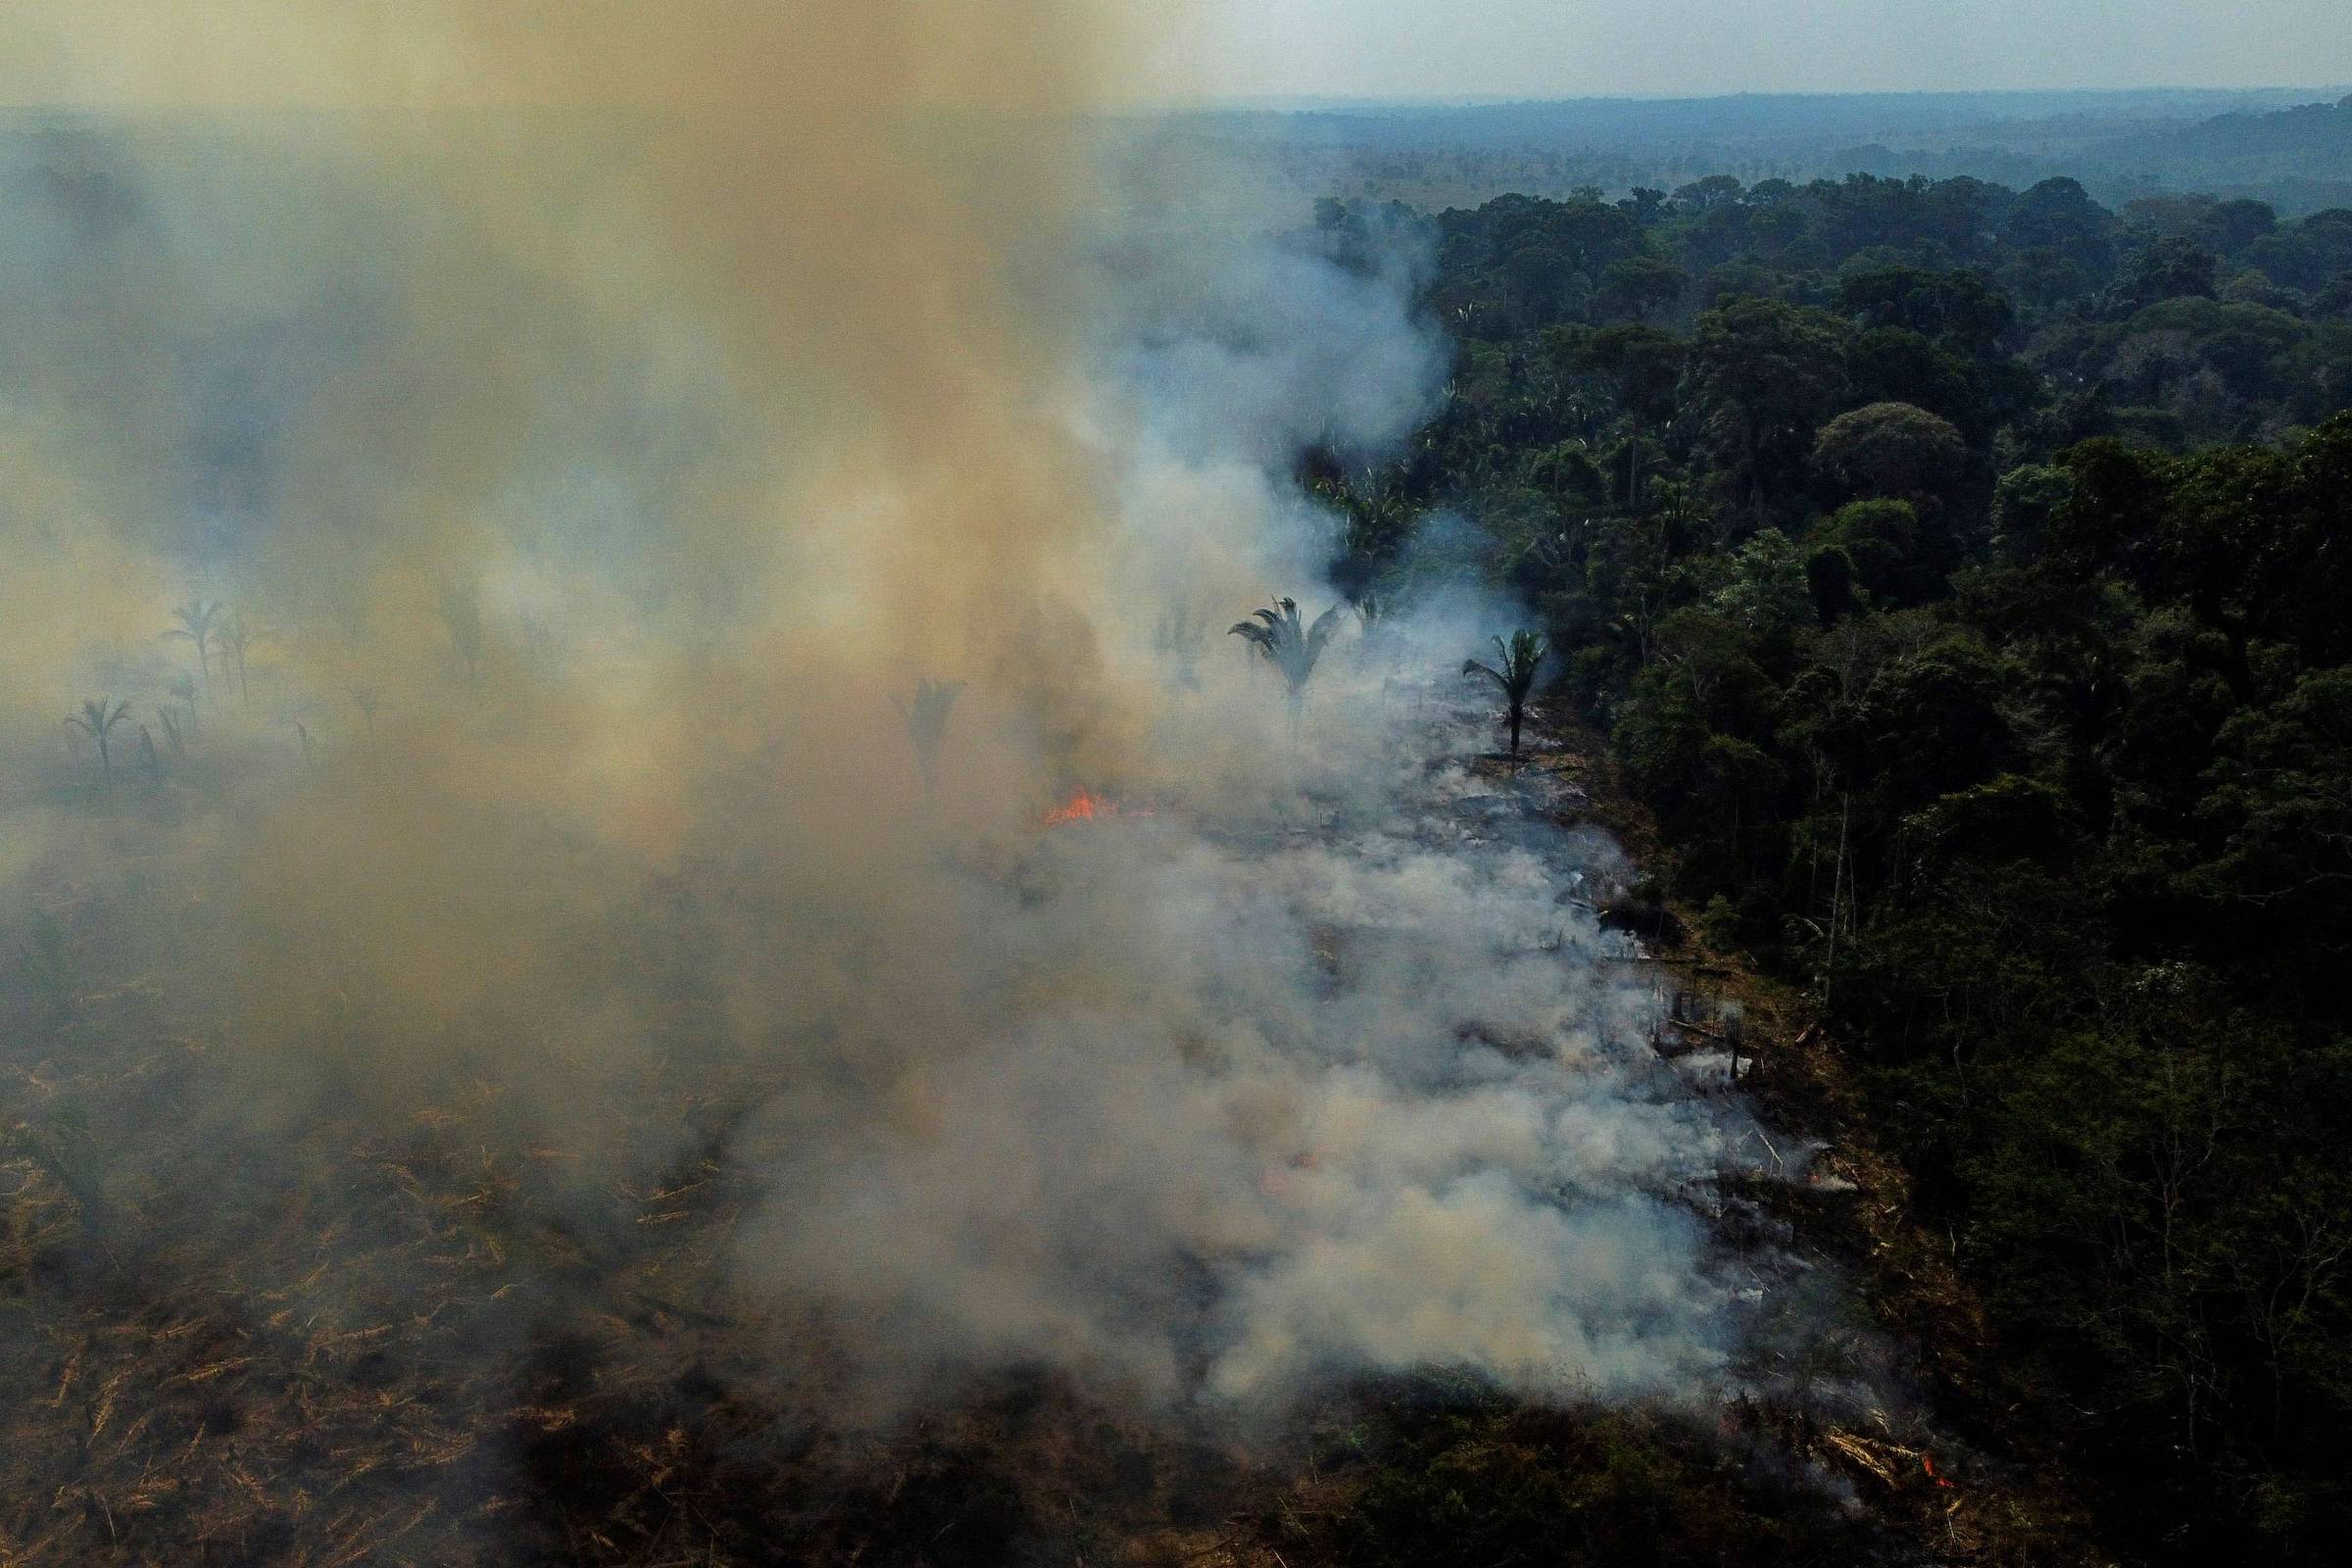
[0,0,1754,1455]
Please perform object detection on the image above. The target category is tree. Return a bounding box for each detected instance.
[1709,529,1813,643]
[1813,499,1937,607]
[1991,464,2073,558]
[1463,631,1547,755]
[1229,597,1344,727]
[164,599,223,687]
[2003,177,2115,270]
[2124,234,2221,306]
[1845,327,1984,436]
[1686,299,1850,528]
[1672,174,1744,213]
[217,611,268,709]
[1582,323,1684,512]
[1597,255,1689,321]
[64,698,132,784]
[2199,666,2352,911]
[1836,266,2013,355]
[893,677,964,800]
[1812,401,1970,509]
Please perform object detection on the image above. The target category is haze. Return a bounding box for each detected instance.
[1171,0,2352,103]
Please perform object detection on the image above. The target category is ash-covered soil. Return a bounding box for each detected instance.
[2,699,2037,1565]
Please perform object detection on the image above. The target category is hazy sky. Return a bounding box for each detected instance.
[1171,0,2352,103]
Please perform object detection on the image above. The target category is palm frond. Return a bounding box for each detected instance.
[1306,605,1344,660]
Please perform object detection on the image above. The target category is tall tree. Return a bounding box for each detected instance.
[1688,300,1850,529]
[1463,631,1547,756]
[1229,597,1344,728]
[217,611,267,710]
[64,698,133,784]
[164,599,223,688]
[1597,254,1690,322]
[1811,401,1971,510]
[1583,323,1685,511]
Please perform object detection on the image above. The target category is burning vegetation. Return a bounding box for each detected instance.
[0,3,2119,1566]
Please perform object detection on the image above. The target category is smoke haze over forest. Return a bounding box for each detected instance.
[0,0,1768,1473]
[10,4,2352,1566]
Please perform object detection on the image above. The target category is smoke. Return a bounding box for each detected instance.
[0,0,1755,1489]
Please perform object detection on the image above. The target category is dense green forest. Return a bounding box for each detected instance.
[1309,170,2352,1563]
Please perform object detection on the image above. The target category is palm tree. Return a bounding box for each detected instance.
[893,677,963,800]
[64,698,133,784]
[217,611,268,709]
[1229,597,1344,729]
[347,683,387,734]
[164,599,223,688]
[159,707,185,757]
[1463,630,1547,756]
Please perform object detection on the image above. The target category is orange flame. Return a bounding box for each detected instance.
[1042,790,1152,827]
[1044,789,1111,826]
[1923,1455,1954,1489]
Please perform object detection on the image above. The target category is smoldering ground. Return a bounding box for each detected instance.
[0,4,1842,1561]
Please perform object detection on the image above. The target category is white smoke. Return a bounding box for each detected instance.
[0,61,1770,1454]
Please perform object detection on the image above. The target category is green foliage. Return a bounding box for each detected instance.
[163,597,223,686]
[1596,253,1689,320]
[1687,299,1852,523]
[1461,630,1547,753]
[1364,172,2352,1557]
[1812,499,1937,607]
[1991,462,2074,556]
[1605,418,2352,1563]
[1812,400,1971,508]
[63,697,133,783]
[1229,597,1345,718]
[217,610,267,709]
[1707,529,1812,642]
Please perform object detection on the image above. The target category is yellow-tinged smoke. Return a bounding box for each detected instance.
[0,0,1192,1184]
[2,0,1158,829]
[0,1,1739,1438]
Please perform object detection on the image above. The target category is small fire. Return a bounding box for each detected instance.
[1044,789,1112,826]
[1923,1455,1954,1490]
[1042,790,1152,827]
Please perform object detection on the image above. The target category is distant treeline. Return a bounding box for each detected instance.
[1200,89,2352,216]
